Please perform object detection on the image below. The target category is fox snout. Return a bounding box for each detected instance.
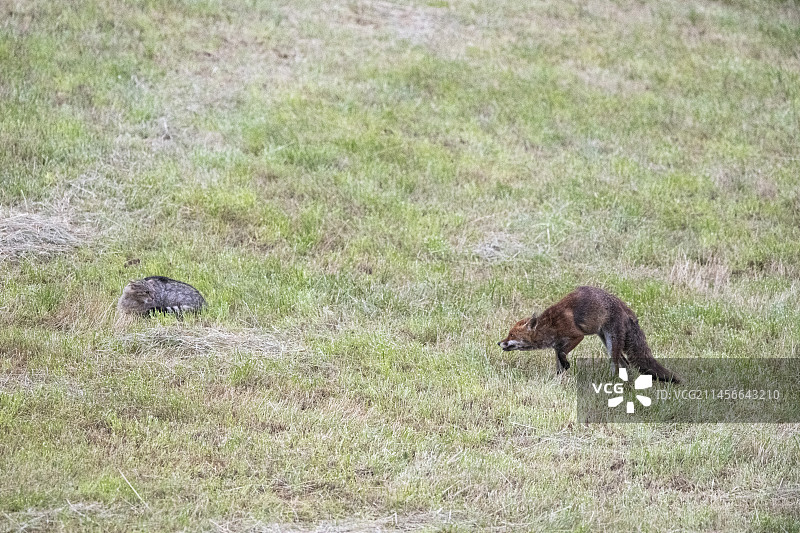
[498,336,537,351]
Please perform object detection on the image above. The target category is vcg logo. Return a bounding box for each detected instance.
[592,368,653,414]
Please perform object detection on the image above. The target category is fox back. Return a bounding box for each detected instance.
[499,286,623,351]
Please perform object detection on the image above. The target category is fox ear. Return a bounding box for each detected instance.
[527,315,538,329]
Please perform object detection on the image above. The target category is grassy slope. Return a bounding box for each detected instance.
[1,0,800,531]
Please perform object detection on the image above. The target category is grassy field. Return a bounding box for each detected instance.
[2,0,800,530]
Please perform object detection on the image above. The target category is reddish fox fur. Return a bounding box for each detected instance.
[499,286,680,383]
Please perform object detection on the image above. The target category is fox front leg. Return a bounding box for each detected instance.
[553,348,570,373]
[554,336,583,374]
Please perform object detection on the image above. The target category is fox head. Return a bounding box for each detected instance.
[498,315,554,351]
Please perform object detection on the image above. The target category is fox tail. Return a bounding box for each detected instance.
[624,317,681,384]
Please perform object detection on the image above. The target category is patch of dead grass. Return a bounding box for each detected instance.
[208,511,454,533]
[472,231,526,262]
[0,208,88,261]
[111,325,300,360]
[48,292,117,332]
[1,502,118,531]
[668,255,730,294]
[568,62,650,95]
[0,371,83,397]
[337,0,483,59]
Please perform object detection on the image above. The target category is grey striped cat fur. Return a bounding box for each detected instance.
[118,276,206,316]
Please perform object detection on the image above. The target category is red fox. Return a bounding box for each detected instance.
[498,286,680,383]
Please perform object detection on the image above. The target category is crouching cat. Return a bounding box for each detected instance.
[118,276,206,316]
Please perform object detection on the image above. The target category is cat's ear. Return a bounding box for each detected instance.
[527,314,538,330]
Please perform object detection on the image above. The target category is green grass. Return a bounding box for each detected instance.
[2,0,800,531]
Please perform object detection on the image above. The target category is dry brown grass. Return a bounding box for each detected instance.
[471,231,526,262]
[0,370,83,396]
[0,208,87,261]
[111,325,300,360]
[668,255,730,294]
[335,0,483,59]
[569,62,650,95]
[1,502,124,532]
[207,511,453,533]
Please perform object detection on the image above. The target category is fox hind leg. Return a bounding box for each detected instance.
[600,330,626,377]
[607,340,618,376]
